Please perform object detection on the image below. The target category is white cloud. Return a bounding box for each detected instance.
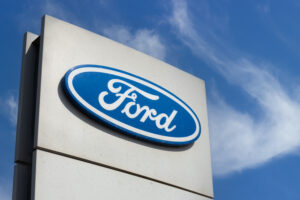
[170,0,300,175]
[17,0,167,60]
[6,95,18,126]
[16,0,80,34]
[0,94,18,126]
[0,187,10,200]
[0,180,11,200]
[42,0,70,19]
[102,26,166,60]
[257,3,270,14]
[98,0,108,6]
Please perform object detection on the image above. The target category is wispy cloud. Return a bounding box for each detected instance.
[6,95,18,126]
[257,2,270,14]
[0,187,10,200]
[102,25,166,60]
[257,1,300,59]
[0,94,18,127]
[0,179,11,200]
[169,0,300,175]
[17,0,167,61]
[42,0,72,19]
[16,0,80,34]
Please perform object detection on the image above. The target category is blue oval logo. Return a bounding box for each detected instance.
[63,65,201,146]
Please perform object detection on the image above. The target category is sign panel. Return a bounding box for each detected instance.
[14,16,214,200]
[63,65,201,146]
[32,15,213,197]
[32,150,211,200]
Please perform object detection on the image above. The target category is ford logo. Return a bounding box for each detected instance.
[63,65,201,146]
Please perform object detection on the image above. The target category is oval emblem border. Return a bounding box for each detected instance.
[63,65,201,146]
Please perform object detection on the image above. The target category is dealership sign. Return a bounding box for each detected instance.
[63,65,201,145]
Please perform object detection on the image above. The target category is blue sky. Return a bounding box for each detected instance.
[1,0,300,199]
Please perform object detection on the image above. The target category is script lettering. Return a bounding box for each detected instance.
[98,79,177,132]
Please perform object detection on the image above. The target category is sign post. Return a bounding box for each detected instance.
[13,15,214,200]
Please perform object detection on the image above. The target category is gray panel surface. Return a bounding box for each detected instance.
[35,15,213,197]
[32,150,211,200]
